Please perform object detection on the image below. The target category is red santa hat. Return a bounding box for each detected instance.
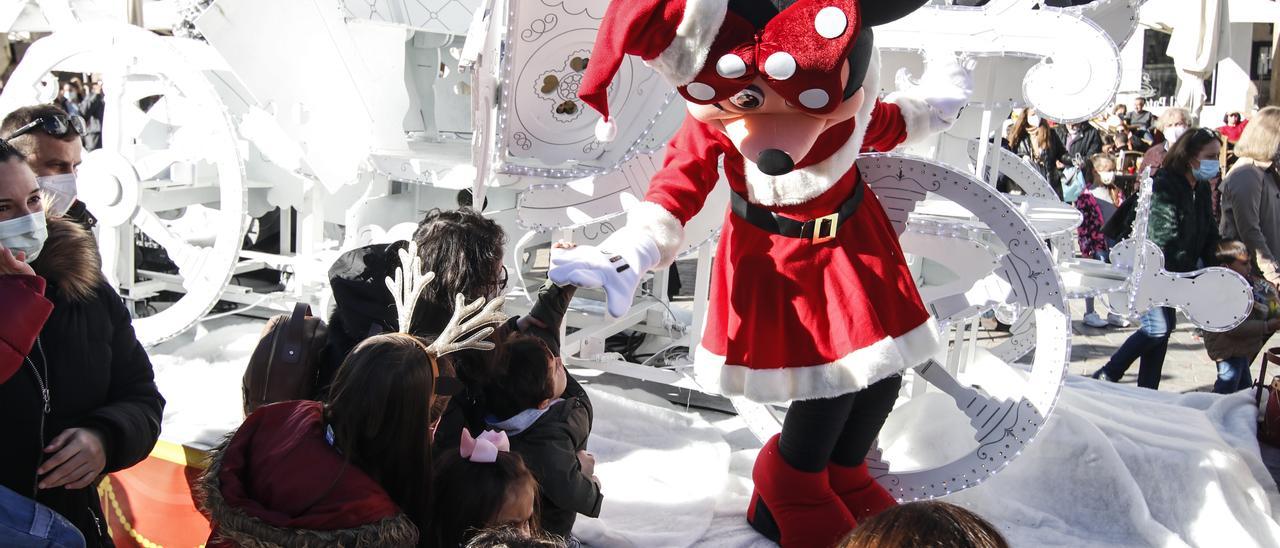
[580,0,729,142]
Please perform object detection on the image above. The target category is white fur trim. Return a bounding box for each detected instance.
[740,49,880,207]
[694,317,941,404]
[647,0,728,86]
[624,201,685,269]
[882,92,935,148]
[595,118,618,142]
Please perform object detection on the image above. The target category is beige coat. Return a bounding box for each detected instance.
[1220,158,1280,285]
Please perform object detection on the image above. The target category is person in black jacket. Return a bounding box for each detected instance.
[1057,121,1104,172]
[0,145,165,546]
[1004,109,1066,196]
[1092,128,1222,389]
[483,282,601,538]
[318,240,406,395]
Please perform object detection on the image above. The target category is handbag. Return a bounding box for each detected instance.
[1061,165,1086,203]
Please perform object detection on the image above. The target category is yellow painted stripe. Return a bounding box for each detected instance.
[148,440,211,470]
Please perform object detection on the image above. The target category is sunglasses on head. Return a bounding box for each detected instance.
[6,113,86,141]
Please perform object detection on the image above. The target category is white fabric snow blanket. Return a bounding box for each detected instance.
[152,324,1280,547]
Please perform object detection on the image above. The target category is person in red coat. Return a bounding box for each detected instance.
[551,1,972,545]
[197,336,436,547]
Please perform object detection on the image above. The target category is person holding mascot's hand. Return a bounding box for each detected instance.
[551,1,972,545]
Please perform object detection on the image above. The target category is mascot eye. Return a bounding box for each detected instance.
[728,88,764,110]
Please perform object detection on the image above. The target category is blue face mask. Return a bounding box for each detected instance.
[1194,159,1220,181]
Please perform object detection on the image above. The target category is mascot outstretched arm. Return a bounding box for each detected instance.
[550,1,972,544]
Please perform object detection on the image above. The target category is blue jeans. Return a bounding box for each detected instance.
[0,484,84,547]
[1214,356,1253,394]
[1101,307,1176,389]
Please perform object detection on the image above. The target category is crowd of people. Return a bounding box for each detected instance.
[1,83,1277,545]
[0,98,1019,547]
[996,98,1280,395]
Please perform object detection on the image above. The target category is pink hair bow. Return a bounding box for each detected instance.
[460,430,510,463]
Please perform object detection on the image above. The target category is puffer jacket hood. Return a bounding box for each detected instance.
[196,401,417,547]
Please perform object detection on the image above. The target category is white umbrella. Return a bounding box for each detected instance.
[1167,0,1232,116]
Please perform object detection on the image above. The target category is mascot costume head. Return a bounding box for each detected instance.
[552,2,970,544]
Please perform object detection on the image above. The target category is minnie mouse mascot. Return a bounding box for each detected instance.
[551,1,972,545]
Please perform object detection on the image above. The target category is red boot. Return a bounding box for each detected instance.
[827,461,898,521]
[748,434,856,547]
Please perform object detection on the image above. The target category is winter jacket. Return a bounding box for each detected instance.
[0,217,165,547]
[1006,129,1065,195]
[1203,277,1279,362]
[435,281,578,455]
[1148,168,1220,273]
[483,282,598,536]
[1142,143,1169,171]
[319,242,406,396]
[1220,159,1280,286]
[1059,124,1104,163]
[196,401,417,547]
[0,275,53,384]
[489,375,600,537]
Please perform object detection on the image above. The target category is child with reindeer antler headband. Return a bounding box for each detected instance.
[196,243,507,548]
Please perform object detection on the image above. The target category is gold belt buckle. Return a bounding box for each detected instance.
[811,212,839,244]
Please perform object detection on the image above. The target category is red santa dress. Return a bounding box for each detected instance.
[644,101,941,403]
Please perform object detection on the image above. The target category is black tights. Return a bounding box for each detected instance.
[778,375,903,473]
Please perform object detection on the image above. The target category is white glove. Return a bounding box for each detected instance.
[548,227,661,318]
[894,51,974,132]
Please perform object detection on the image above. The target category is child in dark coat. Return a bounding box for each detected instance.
[1203,240,1280,393]
[483,281,601,537]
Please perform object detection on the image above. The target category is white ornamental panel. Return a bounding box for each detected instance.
[492,0,680,176]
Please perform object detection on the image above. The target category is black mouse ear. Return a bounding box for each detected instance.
[859,0,929,26]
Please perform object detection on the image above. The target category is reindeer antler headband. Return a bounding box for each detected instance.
[385,241,509,360]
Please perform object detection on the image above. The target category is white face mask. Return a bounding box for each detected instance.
[1099,171,1116,185]
[1164,125,1187,146]
[37,173,78,217]
[1027,115,1042,127]
[0,211,48,263]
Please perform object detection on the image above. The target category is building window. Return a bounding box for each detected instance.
[1140,28,1218,106]
[1141,29,1177,105]
[1253,41,1274,81]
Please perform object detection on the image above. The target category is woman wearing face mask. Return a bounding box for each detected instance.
[1004,108,1066,196]
[1092,129,1223,389]
[1141,107,1192,171]
[0,139,165,546]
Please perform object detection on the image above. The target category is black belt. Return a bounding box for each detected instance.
[729,181,865,244]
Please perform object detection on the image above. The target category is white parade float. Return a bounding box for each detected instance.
[0,1,1271,545]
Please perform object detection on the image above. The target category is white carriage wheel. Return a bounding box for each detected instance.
[730,154,1070,501]
[0,23,247,347]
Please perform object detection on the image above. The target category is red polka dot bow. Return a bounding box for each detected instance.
[678,0,860,114]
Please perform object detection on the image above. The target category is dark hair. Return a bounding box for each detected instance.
[431,448,540,547]
[1224,112,1242,124]
[325,333,438,536]
[838,501,1009,548]
[0,139,26,163]
[409,207,507,336]
[1,104,78,157]
[1162,128,1220,176]
[485,335,556,420]
[464,525,566,548]
[1215,239,1249,266]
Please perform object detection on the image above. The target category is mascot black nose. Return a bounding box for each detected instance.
[756,149,795,176]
